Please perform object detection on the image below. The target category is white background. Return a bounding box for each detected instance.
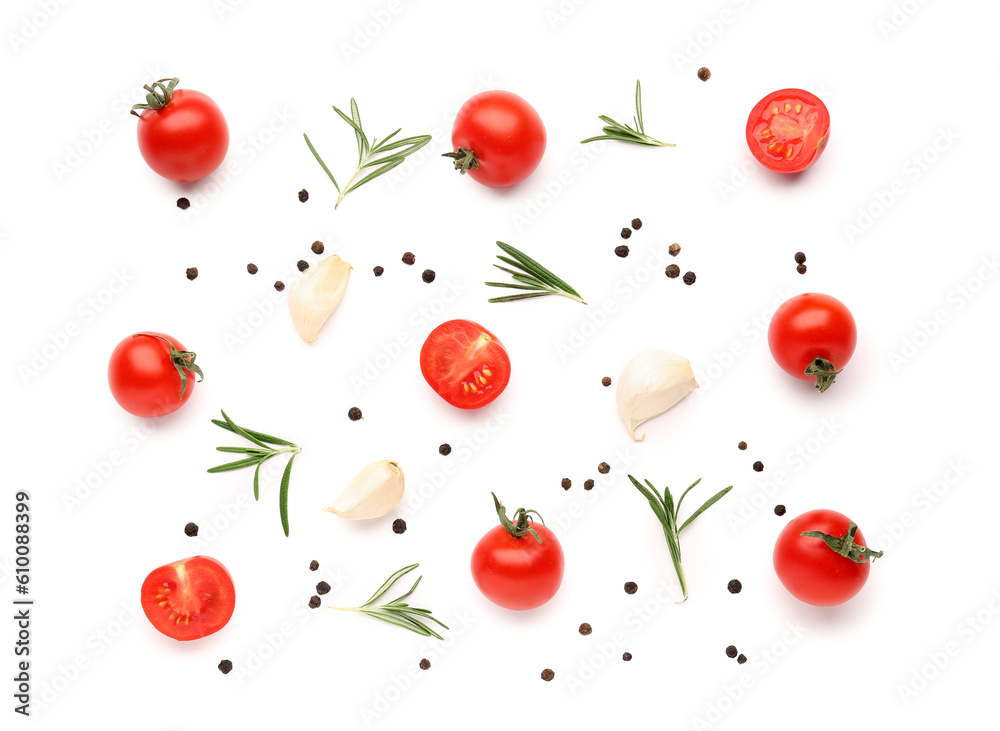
[4,0,999,727]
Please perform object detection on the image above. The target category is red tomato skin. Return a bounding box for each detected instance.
[451,91,546,188]
[471,524,564,610]
[108,332,195,417]
[419,319,511,410]
[136,89,229,182]
[746,88,830,173]
[773,510,871,606]
[768,294,857,381]
[140,556,236,641]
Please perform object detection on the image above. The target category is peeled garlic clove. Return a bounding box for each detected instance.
[616,349,699,441]
[323,460,404,519]
[288,254,352,343]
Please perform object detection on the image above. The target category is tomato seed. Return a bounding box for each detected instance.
[602,376,612,387]
[308,596,321,609]
[439,443,452,456]
[392,518,407,534]
[561,478,572,490]
[665,264,681,278]
[598,462,610,474]
[584,479,595,490]
[623,652,633,661]
[668,243,681,256]
[620,228,632,239]
[176,197,190,210]
[316,581,331,595]
[419,659,431,670]
[218,659,233,674]
[579,623,593,635]
[309,560,319,571]
[727,579,742,594]
[774,504,787,516]
[624,581,638,594]
[738,441,747,450]
[615,245,630,258]
[184,522,199,537]
[186,267,199,281]
[373,266,384,277]
[631,218,643,230]
[402,252,415,265]
[348,407,363,421]
[312,241,325,255]
[726,645,738,658]
[794,252,806,264]
[541,669,555,681]
[298,189,309,202]
[697,67,712,81]
[753,461,764,472]
[422,269,436,283]
[247,263,258,275]
[297,260,309,272]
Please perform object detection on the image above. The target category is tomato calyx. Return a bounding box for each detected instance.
[800,522,884,564]
[803,357,842,393]
[442,147,480,174]
[131,77,181,117]
[491,492,545,544]
[133,333,204,399]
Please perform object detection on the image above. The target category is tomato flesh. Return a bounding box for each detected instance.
[420,320,511,409]
[141,556,235,641]
[768,294,856,383]
[137,89,229,182]
[773,510,872,606]
[746,89,829,173]
[471,524,564,610]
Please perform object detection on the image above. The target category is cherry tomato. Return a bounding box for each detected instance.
[471,494,564,610]
[767,294,856,392]
[419,319,511,409]
[445,91,546,188]
[746,89,829,173]
[108,332,204,417]
[773,509,881,606]
[133,77,229,182]
[140,556,236,640]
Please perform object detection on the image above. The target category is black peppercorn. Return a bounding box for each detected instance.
[753,461,764,472]
[177,197,190,210]
[598,462,610,474]
[184,522,199,537]
[665,264,681,278]
[774,504,787,516]
[308,596,321,609]
[297,259,309,272]
[541,669,555,681]
[348,407,363,421]
[615,245,630,258]
[373,266,384,276]
[247,263,258,275]
[601,376,612,387]
[419,659,431,670]
[316,581,331,595]
[422,269,436,283]
[794,252,806,264]
[631,218,642,230]
[727,579,742,594]
[620,227,632,239]
[274,281,285,292]
[309,560,319,571]
[312,241,325,255]
[738,441,747,450]
[682,271,696,285]
[218,659,233,674]
[622,652,633,661]
[439,443,452,456]
[186,267,198,281]
[737,654,747,664]
[579,623,593,636]
[797,264,807,275]
[298,188,309,202]
[624,581,638,595]
[402,252,415,265]
[392,518,407,534]
[668,243,681,256]
[561,478,572,490]
[584,479,594,490]
[726,645,738,658]
[697,67,711,81]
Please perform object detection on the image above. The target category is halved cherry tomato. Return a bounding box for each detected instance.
[140,556,235,641]
[419,319,511,409]
[746,89,829,173]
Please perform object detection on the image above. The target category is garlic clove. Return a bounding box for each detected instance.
[616,349,699,441]
[288,254,352,343]
[323,460,404,520]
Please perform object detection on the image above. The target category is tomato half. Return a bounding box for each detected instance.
[746,89,829,173]
[445,91,546,188]
[419,319,511,409]
[134,80,229,182]
[773,509,881,606]
[108,332,203,417]
[140,556,236,640]
[767,294,856,392]
[471,495,564,610]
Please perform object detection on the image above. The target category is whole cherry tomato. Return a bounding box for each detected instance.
[768,293,856,392]
[108,331,203,417]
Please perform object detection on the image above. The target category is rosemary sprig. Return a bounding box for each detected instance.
[485,241,586,304]
[304,98,431,209]
[207,410,301,537]
[581,80,675,147]
[628,475,732,603]
[329,564,448,640]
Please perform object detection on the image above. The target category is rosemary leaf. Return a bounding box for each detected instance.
[582,80,675,147]
[332,564,447,639]
[485,241,586,305]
